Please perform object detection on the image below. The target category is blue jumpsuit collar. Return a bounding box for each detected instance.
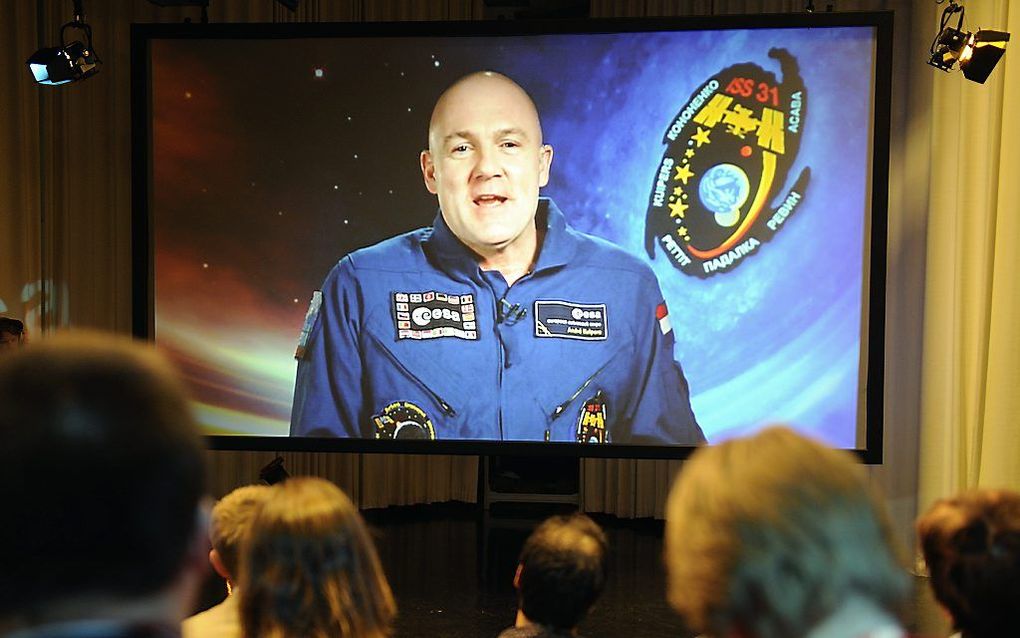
[425,197,577,281]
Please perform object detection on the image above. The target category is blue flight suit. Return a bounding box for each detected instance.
[291,199,703,445]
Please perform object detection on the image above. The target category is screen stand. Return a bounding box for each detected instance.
[480,455,581,510]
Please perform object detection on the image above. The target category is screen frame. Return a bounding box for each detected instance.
[131,11,893,462]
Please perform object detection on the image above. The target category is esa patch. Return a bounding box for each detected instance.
[576,390,608,444]
[534,300,607,341]
[372,401,436,440]
[393,291,477,341]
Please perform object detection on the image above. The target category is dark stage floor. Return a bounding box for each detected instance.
[194,501,953,638]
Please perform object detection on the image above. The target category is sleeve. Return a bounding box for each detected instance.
[290,256,366,437]
[619,274,706,445]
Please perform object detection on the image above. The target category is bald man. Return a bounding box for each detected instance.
[291,72,703,445]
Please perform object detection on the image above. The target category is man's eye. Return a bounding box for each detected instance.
[452,144,470,153]
[501,141,520,149]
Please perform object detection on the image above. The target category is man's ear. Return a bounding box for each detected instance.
[537,144,554,188]
[513,563,523,590]
[209,548,231,581]
[420,150,438,194]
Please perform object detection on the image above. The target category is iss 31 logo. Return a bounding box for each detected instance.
[645,49,810,277]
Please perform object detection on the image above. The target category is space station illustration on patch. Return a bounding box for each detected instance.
[646,49,810,278]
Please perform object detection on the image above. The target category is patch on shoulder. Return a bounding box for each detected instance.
[294,290,323,360]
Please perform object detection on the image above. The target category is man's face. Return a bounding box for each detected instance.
[421,75,553,259]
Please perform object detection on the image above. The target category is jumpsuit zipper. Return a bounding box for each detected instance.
[370,334,457,417]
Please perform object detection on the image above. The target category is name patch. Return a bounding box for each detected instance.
[393,291,477,341]
[534,300,607,341]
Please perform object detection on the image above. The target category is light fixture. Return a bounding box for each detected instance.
[959,30,1011,83]
[26,0,101,86]
[928,1,1010,84]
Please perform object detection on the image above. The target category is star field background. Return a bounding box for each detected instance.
[151,24,879,446]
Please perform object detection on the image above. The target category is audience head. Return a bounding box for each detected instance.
[917,488,1020,638]
[239,476,396,638]
[514,513,608,633]
[0,331,206,625]
[665,426,908,638]
[0,316,26,352]
[208,484,273,586]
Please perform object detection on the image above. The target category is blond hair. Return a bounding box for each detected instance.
[665,427,907,638]
[210,484,273,578]
[239,477,395,638]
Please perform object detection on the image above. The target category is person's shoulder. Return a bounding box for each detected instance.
[564,225,658,282]
[328,227,432,278]
[181,596,241,638]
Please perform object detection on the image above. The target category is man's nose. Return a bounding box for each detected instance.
[472,146,503,180]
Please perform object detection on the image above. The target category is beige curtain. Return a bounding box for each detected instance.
[918,1,1020,508]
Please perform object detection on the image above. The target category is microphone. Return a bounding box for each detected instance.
[498,299,528,325]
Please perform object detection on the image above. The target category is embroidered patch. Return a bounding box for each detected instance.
[534,300,607,341]
[576,390,608,444]
[393,291,477,341]
[372,401,436,440]
[656,302,672,336]
[294,290,323,360]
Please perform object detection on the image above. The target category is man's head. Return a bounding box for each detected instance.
[208,485,273,585]
[917,489,1020,637]
[0,317,25,352]
[0,331,206,624]
[665,427,908,638]
[420,71,553,263]
[514,513,608,632]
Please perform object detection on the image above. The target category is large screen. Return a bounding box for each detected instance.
[132,13,891,459]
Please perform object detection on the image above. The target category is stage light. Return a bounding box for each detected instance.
[960,30,1010,84]
[259,456,290,485]
[928,1,1010,84]
[26,1,100,86]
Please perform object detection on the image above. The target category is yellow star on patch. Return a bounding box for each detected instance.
[668,199,688,219]
[685,148,695,158]
[692,126,712,147]
[673,163,695,185]
[672,186,684,197]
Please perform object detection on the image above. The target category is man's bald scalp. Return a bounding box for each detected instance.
[427,71,544,152]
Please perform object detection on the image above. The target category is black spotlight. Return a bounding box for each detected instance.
[928,1,1010,84]
[26,1,100,86]
[259,456,290,486]
[960,30,1011,84]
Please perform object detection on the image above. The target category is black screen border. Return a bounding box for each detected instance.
[131,11,893,462]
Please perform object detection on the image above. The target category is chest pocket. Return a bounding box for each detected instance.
[525,337,633,441]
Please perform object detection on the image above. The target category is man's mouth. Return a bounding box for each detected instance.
[473,194,508,207]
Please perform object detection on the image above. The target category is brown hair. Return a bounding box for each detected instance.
[665,426,908,638]
[517,513,608,631]
[239,477,396,638]
[917,489,1020,638]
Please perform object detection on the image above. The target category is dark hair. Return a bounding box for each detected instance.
[239,477,396,638]
[0,332,205,617]
[0,317,24,336]
[517,514,608,631]
[917,489,1020,638]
